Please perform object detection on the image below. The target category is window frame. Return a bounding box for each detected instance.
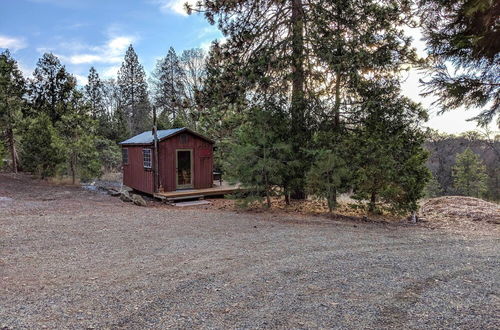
[143,148,152,169]
[122,148,129,165]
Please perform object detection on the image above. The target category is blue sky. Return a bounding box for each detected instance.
[0,0,494,133]
[0,0,219,82]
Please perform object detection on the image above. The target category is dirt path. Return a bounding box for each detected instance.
[1,173,499,329]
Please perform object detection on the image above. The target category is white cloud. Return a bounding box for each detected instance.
[153,0,197,16]
[0,35,27,52]
[102,65,120,78]
[52,35,135,65]
[74,74,88,86]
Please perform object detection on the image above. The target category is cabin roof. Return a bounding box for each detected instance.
[119,127,214,145]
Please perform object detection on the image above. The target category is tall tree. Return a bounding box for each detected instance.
[151,47,185,127]
[226,103,293,208]
[419,0,500,126]
[21,113,65,179]
[84,67,106,120]
[452,147,489,198]
[29,53,76,123]
[191,0,417,199]
[84,67,112,138]
[57,91,101,184]
[117,45,151,135]
[0,50,25,172]
[350,81,430,214]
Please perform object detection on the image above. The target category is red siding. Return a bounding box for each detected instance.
[122,146,154,194]
[158,132,213,192]
[122,131,213,194]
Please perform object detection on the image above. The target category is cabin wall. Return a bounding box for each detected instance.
[122,145,154,194]
[158,133,213,192]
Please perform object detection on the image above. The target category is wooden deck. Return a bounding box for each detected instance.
[154,182,240,200]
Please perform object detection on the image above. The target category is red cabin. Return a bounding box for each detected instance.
[119,128,214,194]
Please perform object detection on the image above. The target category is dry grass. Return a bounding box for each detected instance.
[206,196,403,223]
[419,196,500,234]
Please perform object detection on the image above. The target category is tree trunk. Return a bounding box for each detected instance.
[7,127,17,173]
[328,189,337,212]
[284,188,290,205]
[71,155,76,185]
[334,72,341,128]
[369,191,376,213]
[290,0,306,200]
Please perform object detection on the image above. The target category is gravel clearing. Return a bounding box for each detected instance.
[1,173,499,329]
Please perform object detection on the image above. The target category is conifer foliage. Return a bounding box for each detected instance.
[117,45,151,135]
[419,0,499,126]
[0,50,25,172]
[452,148,489,198]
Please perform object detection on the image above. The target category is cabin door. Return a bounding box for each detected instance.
[176,149,193,189]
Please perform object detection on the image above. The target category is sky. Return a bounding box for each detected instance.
[0,0,495,134]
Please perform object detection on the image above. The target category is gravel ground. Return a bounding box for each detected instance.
[1,173,499,329]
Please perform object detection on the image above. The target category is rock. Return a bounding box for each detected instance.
[107,188,121,197]
[131,194,147,207]
[119,191,132,203]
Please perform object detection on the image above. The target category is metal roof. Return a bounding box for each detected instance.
[119,127,214,145]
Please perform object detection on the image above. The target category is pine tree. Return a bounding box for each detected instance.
[306,148,351,212]
[58,114,101,183]
[452,148,489,198]
[424,173,443,198]
[350,81,430,214]
[226,103,293,208]
[197,42,246,141]
[117,45,151,135]
[419,0,499,126]
[21,113,65,178]
[191,0,418,199]
[85,67,105,119]
[0,50,25,172]
[85,67,115,139]
[29,53,77,123]
[151,47,186,127]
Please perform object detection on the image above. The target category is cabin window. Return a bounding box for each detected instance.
[180,134,189,144]
[143,149,152,169]
[122,148,128,165]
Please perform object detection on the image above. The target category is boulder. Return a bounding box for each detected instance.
[108,188,121,197]
[131,193,147,207]
[119,191,132,203]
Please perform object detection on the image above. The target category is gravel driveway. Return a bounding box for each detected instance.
[1,173,499,329]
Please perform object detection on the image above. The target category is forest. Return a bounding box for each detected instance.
[0,0,498,215]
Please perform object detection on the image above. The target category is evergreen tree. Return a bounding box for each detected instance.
[226,103,293,208]
[191,0,418,199]
[151,47,185,127]
[21,113,65,178]
[117,45,151,135]
[452,148,489,198]
[57,90,101,184]
[85,67,105,119]
[306,148,351,212]
[424,173,443,198]
[419,0,499,126]
[84,67,112,137]
[197,42,246,140]
[0,50,25,172]
[350,81,430,214]
[29,53,76,123]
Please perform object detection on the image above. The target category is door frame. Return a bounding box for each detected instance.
[175,149,193,189]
